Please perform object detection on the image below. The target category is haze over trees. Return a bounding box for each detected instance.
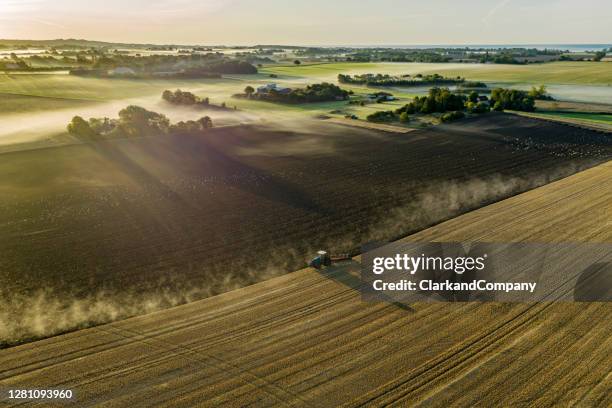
[70,55,257,78]
[528,85,554,100]
[440,111,466,122]
[396,87,466,115]
[162,89,202,105]
[366,110,397,122]
[593,51,607,61]
[67,105,213,140]
[244,86,255,97]
[162,89,232,110]
[338,73,464,87]
[458,81,488,89]
[366,87,495,123]
[237,82,350,104]
[490,88,536,112]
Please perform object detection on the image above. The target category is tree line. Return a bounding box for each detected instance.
[67,106,213,140]
[338,73,465,87]
[70,56,257,78]
[162,89,234,110]
[366,86,540,124]
[236,83,351,104]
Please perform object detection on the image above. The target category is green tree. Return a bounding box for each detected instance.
[244,85,255,97]
[528,85,552,100]
[162,90,173,102]
[67,116,98,139]
[294,60,301,65]
[366,110,395,122]
[440,111,465,122]
[117,105,170,137]
[468,91,479,103]
[399,112,410,123]
[490,88,535,112]
[197,116,213,129]
[593,51,606,61]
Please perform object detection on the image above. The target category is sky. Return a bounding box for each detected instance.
[0,0,610,46]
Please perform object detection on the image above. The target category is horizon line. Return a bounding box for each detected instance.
[1,38,611,49]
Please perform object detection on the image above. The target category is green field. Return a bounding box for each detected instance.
[0,92,96,114]
[0,72,418,125]
[533,111,612,124]
[0,73,240,101]
[1,61,609,116]
[261,61,612,85]
[1,61,610,150]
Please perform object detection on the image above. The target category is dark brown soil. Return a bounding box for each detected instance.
[1,113,610,301]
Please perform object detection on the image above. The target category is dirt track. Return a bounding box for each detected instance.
[1,161,610,407]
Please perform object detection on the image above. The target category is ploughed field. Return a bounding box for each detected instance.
[1,161,610,406]
[1,113,611,344]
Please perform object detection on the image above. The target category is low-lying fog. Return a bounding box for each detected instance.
[0,159,600,347]
[0,93,255,148]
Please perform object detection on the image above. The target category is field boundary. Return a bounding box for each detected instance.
[1,160,610,406]
[507,110,612,133]
[0,91,104,103]
[323,117,415,133]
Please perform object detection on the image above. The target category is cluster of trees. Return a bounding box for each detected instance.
[476,52,525,64]
[458,81,488,89]
[440,111,466,123]
[396,87,467,114]
[67,105,213,140]
[239,83,350,104]
[162,89,205,105]
[204,60,257,74]
[366,110,397,123]
[69,52,258,77]
[1,55,75,71]
[593,51,607,61]
[338,73,464,87]
[346,50,451,63]
[365,85,539,125]
[0,60,28,70]
[469,48,567,64]
[490,88,535,112]
[162,89,232,110]
[527,85,554,100]
[366,87,492,124]
[340,47,573,64]
[281,83,350,103]
[463,91,490,113]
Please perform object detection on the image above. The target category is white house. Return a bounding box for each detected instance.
[256,83,291,95]
[109,67,136,76]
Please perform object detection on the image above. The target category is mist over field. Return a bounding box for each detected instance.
[0,0,611,403]
[0,156,601,346]
[0,36,610,352]
[0,94,258,147]
[0,88,349,150]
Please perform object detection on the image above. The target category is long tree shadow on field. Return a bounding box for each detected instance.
[172,133,331,215]
[88,133,330,215]
[316,259,414,312]
[90,140,189,204]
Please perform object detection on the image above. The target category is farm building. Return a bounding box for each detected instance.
[368,91,396,101]
[2,63,20,69]
[109,66,136,76]
[257,83,291,95]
